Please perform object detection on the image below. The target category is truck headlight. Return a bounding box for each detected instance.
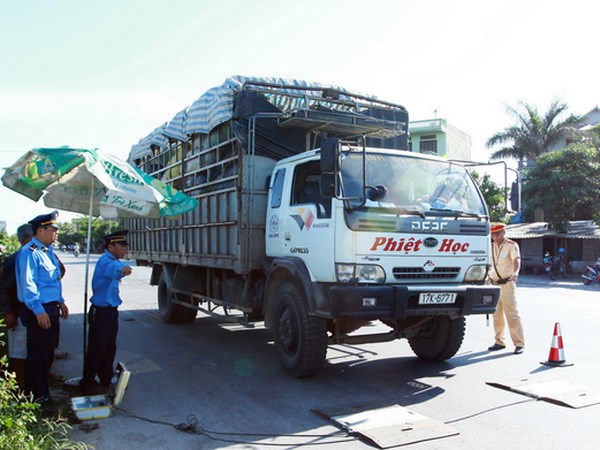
[464,265,487,282]
[335,264,386,283]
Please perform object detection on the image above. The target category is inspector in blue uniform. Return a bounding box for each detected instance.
[80,230,132,395]
[16,211,69,403]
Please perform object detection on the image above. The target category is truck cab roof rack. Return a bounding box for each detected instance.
[277,108,406,138]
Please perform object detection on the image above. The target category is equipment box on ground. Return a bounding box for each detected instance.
[71,363,130,421]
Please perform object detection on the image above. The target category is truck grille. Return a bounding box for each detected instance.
[392,267,460,280]
[356,219,396,231]
[459,223,487,234]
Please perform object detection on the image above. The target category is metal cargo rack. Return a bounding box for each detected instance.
[242,80,408,139]
[277,108,405,138]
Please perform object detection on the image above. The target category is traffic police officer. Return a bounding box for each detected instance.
[80,230,132,395]
[487,222,525,354]
[16,210,69,403]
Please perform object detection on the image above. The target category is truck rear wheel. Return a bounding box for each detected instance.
[408,316,465,362]
[157,273,196,323]
[179,302,198,323]
[273,283,327,378]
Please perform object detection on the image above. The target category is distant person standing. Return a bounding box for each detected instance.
[0,224,34,387]
[487,223,525,354]
[15,211,69,404]
[80,230,132,395]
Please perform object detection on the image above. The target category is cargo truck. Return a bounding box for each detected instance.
[125,76,500,377]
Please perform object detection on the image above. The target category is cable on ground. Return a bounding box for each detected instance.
[114,407,354,447]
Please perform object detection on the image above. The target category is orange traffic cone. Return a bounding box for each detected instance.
[541,322,573,367]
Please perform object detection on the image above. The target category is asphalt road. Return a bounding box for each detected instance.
[52,252,600,449]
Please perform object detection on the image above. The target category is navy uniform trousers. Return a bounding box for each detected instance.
[20,302,60,402]
[82,305,119,387]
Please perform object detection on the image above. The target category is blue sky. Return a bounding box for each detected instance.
[1,0,597,232]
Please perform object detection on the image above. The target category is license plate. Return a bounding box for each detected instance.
[418,292,457,305]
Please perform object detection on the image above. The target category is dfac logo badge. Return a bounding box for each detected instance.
[291,208,314,230]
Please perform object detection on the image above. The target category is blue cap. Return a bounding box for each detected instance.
[29,210,60,233]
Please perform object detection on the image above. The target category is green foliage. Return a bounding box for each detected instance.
[569,123,600,153]
[0,321,88,449]
[486,100,579,165]
[0,232,20,267]
[522,144,600,232]
[471,171,506,222]
[57,217,120,251]
[0,231,20,254]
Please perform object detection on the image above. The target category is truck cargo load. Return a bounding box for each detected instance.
[125,75,500,377]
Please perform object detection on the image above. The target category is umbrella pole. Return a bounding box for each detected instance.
[82,178,94,372]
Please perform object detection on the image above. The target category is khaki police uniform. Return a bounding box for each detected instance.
[490,237,525,347]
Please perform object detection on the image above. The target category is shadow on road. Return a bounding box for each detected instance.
[519,275,597,292]
[446,349,516,367]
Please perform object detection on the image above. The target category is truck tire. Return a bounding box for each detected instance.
[273,282,327,378]
[179,301,198,323]
[408,316,465,362]
[158,273,184,324]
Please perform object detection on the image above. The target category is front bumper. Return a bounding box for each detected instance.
[322,284,500,320]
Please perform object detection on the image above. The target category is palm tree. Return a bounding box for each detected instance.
[486,100,579,168]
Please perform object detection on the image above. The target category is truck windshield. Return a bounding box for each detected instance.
[339,151,487,216]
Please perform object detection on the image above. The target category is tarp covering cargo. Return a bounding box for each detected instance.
[128,75,408,162]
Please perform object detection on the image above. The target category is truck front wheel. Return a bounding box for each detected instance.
[273,283,327,378]
[408,316,465,362]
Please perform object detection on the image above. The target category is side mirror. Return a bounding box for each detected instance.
[320,138,340,172]
[320,173,337,198]
[510,180,520,212]
[366,185,388,201]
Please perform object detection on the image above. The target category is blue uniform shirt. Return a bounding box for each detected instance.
[90,251,125,308]
[16,237,65,316]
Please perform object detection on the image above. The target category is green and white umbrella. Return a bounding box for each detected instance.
[2,146,198,368]
[1,146,197,218]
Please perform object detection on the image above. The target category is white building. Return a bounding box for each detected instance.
[549,106,600,151]
[408,118,472,161]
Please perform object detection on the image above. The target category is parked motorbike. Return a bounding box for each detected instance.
[543,253,553,277]
[552,254,567,279]
[582,258,600,285]
[543,252,566,280]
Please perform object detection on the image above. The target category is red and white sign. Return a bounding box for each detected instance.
[366,235,472,254]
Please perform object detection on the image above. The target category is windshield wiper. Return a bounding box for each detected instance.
[395,206,426,219]
[429,208,487,220]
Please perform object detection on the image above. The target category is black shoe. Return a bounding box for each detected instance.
[488,343,506,351]
[514,346,524,354]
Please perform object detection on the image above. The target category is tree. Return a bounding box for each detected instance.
[486,100,580,167]
[57,217,120,252]
[0,231,20,267]
[569,123,600,156]
[471,171,506,222]
[522,143,600,233]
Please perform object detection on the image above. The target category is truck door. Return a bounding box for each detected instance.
[266,167,286,256]
[281,161,335,282]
